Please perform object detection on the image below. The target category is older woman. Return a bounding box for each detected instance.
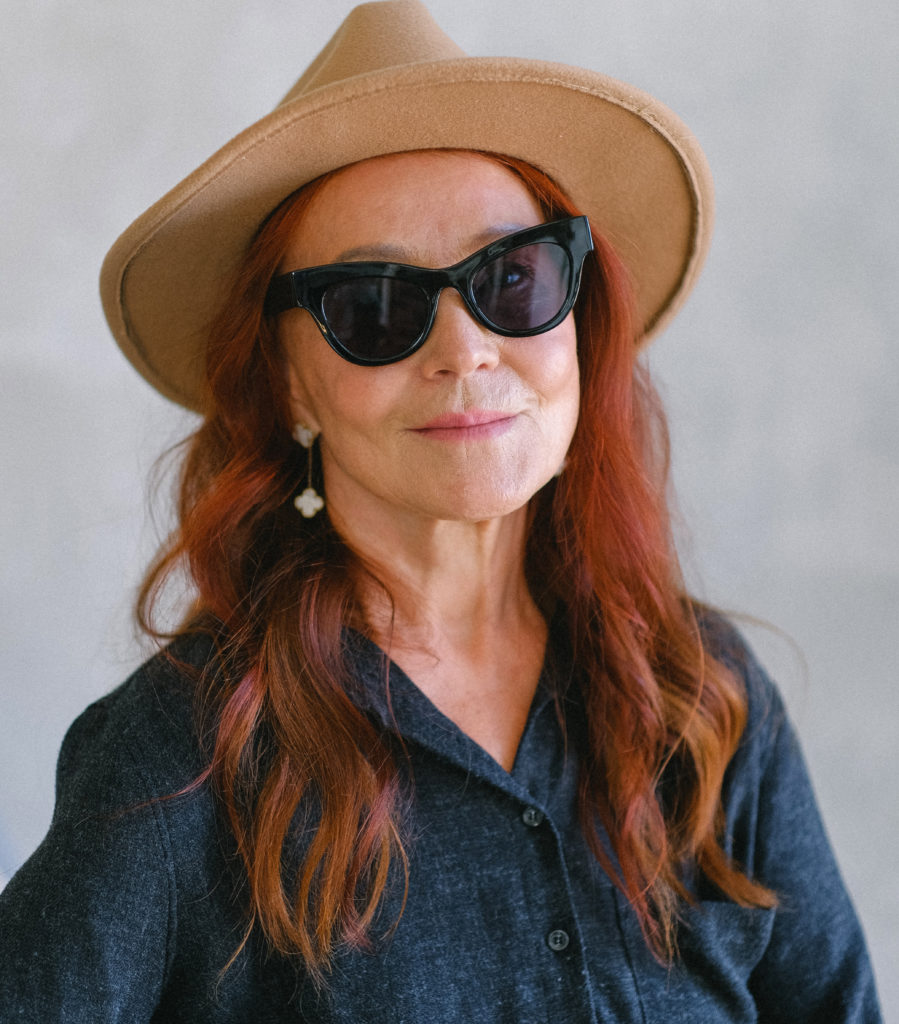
[0,2,882,1021]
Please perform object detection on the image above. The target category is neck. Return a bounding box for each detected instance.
[330,498,538,653]
[325,482,549,772]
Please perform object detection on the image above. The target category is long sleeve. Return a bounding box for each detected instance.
[0,639,311,1023]
[707,624,883,1022]
[0,701,172,1022]
[742,686,882,1021]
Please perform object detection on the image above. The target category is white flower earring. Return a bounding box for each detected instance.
[292,423,324,518]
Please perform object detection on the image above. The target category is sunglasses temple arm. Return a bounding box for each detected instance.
[266,272,299,315]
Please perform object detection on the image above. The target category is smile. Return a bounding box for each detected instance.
[411,411,518,441]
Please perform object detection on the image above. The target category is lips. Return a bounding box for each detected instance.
[412,410,517,440]
[417,411,511,429]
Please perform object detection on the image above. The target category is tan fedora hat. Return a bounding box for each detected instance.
[100,0,714,412]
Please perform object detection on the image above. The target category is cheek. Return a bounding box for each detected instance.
[284,317,380,431]
[283,317,323,426]
[288,329,406,445]
[527,321,580,425]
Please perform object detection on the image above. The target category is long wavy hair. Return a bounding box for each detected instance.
[139,149,775,983]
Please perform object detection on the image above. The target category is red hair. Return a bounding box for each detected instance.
[140,150,774,982]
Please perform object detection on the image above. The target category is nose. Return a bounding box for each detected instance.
[416,289,501,378]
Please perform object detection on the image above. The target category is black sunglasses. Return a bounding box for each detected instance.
[266,215,594,366]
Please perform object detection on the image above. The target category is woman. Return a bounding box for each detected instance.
[0,2,882,1020]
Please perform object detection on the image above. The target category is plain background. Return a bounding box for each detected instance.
[2,0,897,1015]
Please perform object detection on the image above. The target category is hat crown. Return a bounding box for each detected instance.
[101,0,713,410]
[279,0,466,106]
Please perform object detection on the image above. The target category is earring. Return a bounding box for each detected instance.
[292,423,324,518]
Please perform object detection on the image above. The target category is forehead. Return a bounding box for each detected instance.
[281,150,546,269]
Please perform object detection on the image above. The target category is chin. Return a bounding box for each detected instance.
[417,472,554,523]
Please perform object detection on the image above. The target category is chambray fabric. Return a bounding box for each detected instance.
[0,619,882,1022]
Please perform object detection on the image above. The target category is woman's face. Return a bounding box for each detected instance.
[279,150,580,528]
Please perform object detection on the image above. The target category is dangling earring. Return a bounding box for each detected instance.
[292,423,324,518]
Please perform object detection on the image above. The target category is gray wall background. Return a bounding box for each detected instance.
[2,0,897,1014]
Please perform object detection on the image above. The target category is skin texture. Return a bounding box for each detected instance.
[280,151,580,769]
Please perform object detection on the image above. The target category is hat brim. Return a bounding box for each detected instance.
[100,57,713,411]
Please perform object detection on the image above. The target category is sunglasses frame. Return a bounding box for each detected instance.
[266,215,594,366]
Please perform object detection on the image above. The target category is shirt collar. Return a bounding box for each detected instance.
[341,621,572,800]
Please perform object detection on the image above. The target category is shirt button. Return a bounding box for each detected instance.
[547,929,570,952]
[521,806,545,828]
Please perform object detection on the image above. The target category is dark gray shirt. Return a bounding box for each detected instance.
[0,621,882,1021]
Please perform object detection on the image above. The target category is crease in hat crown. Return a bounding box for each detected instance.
[281,0,466,103]
[100,0,714,412]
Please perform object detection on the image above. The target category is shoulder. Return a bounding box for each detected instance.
[695,605,787,749]
[0,632,224,1018]
[55,631,217,816]
[695,607,796,828]
[692,616,882,1018]
[695,608,816,870]
[41,629,224,919]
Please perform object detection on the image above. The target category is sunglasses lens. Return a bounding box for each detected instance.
[472,242,571,333]
[321,278,430,362]
[305,228,583,363]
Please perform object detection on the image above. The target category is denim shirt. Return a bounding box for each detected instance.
[0,620,882,1022]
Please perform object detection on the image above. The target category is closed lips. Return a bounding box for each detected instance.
[412,411,517,438]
